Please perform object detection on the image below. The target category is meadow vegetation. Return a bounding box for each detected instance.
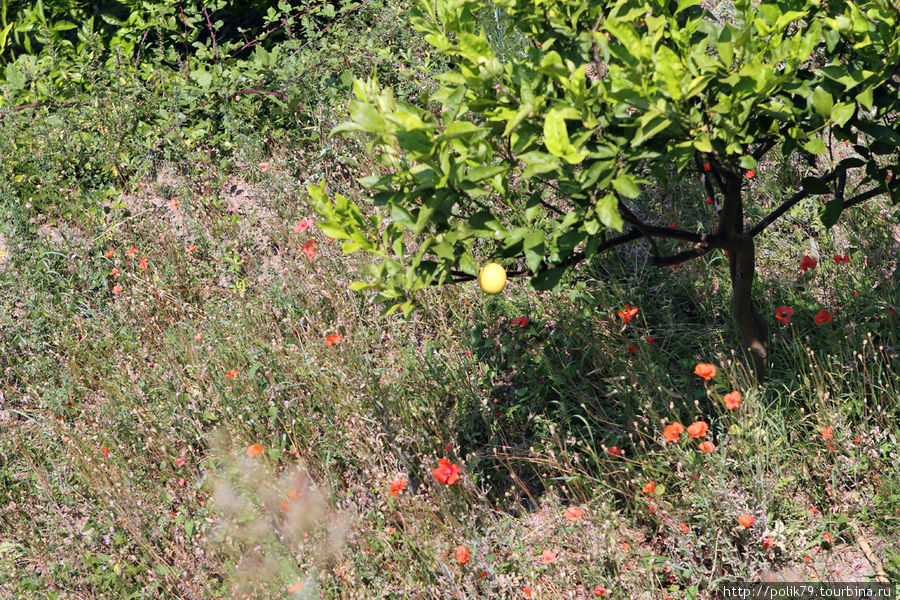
[0,1,898,598]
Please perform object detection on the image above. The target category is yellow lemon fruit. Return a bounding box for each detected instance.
[478,262,507,295]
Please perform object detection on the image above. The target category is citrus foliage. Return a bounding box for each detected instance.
[313,0,900,317]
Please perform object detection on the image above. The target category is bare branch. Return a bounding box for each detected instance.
[748,170,842,237]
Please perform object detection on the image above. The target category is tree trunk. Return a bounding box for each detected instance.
[721,173,768,383]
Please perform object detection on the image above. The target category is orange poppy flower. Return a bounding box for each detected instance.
[102,447,109,459]
[698,441,716,453]
[246,444,264,457]
[169,197,178,210]
[541,548,557,563]
[686,420,709,439]
[617,304,639,323]
[761,537,775,548]
[280,501,289,511]
[389,478,406,497]
[663,422,684,443]
[225,369,238,378]
[723,391,742,410]
[564,506,585,522]
[259,162,270,172]
[187,245,197,253]
[111,284,123,294]
[302,240,317,259]
[641,481,656,494]
[820,426,833,439]
[823,531,834,542]
[125,246,137,257]
[287,581,303,593]
[325,333,343,346]
[111,268,120,277]
[288,490,301,501]
[694,363,717,380]
[104,249,114,258]
[679,522,690,532]
[737,513,754,528]
[139,256,148,271]
[775,306,794,325]
[606,445,623,457]
[523,586,533,598]
[593,586,609,597]
[455,545,470,564]
[432,459,460,485]
[744,169,755,179]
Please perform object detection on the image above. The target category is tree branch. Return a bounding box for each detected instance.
[748,170,842,237]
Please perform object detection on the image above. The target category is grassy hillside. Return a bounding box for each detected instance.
[1,1,898,598]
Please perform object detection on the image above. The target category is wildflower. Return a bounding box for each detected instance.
[738,514,754,528]
[745,169,756,179]
[642,481,656,494]
[617,304,639,323]
[455,545,470,564]
[687,420,709,439]
[104,249,114,258]
[820,426,834,440]
[432,459,461,485]
[389,478,406,497]
[193,332,202,341]
[703,162,711,172]
[814,309,833,326]
[168,197,178,210]
[680,522,690,532]
[663,423,685,443]
[302,240,317,259]
[125,246,137,257]
[325,333,343,346]
[178,478,185,487]
[225,369,238,378]
[809,507,819,514]
[832,254,850,264]
[645,336,655,344]
[246,444,264,457]
[705,196,713,205]
[102,447,109,459]
[523,586,533,598]
[511,317,529,327]
[762,537,775,548]
[606,445,623,457]
[800,255,817,272]
[628,344,636,354]
[805,554,812,562]
[175,457,186,467]
[540,548,557,563]
[287,581,303,593]
[594,586,609,597]
[187,245,197,253]
[775,306,794,325]
[694,363,717,380]
[564,506,585,522]
[823,532,834,543]
[698,441,716,453]
[258,162,270,172]
[293,218,313,233]
[280,501,289,511]
[139,256,148,271]
[723,391,742,410]
[111,285,123,294]
[111,268,120,277]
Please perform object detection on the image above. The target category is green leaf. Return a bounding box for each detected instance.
[819,199,843,228]
[596,194,624,231]
[811,87,833,116]
[543,108,572,159]
[830,102,855,127]
[802,138,828,154]
[612,175,641,199]
[531,267,566,291]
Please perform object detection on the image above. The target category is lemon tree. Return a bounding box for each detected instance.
[310,0,900,380]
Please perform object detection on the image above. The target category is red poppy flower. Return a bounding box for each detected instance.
[774,306,794,325]
[302,240,317,259]
[642,481,656,494]
[628,344,636,354]
[187,245,197,253]
[511,317,529,327]
[102,447,109,459]
[564,506,585,522]
[820,426,833,439]
[455,545,470,564]
[698,440,716,453]
[694,363,717,380]
[139,256,148,271]
[111,284,123,295]
[258,162,270,172]
[833,254,850,265]
[225,369,238,378]
[104,249,114,258]
[823,532,834,543]
[111,268,120,277]
[617,304,639,323]
[679,522,690,532]
[723,391,742,410]
[246,444,264,457]
[800,255,817,272]
[125,246,137,257]
[606,445,623,457]
[761,537,775,548]
[703,162,711,172]
[432,459,460,485]
[744,169,755,179]
[523,586,533,598]
[389,478,406,497]
[705,196,713,205]
[686,420,709,439]
[169,197,178,210]
[594,586,609,597]
[663,422,684,443]
[540,548,557,563]
[737,513,754,528]
[293,218,312,233]
[645,336,654,344]
[325,333,343,346]
[814,309,833,326]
